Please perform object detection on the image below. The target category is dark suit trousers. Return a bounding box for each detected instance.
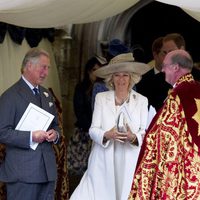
[6,181,55,200]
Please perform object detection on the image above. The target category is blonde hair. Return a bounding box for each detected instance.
[105,72,141,91]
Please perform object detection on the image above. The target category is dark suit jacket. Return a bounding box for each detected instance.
[192,67,200,82]
[0,78,60,183]
[136,68,172,111]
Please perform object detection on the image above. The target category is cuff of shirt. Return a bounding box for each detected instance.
[53,131,60,144]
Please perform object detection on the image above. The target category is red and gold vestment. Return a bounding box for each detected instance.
[129,74,200,200]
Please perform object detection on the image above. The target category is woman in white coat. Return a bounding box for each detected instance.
[70,53,149,200]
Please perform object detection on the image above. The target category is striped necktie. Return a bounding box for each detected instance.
[33,87,41,106]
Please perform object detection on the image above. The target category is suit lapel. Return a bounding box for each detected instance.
[39,86,49,110]
[17,78,39,106]
[16,78,51,110]
[39,86,55,112]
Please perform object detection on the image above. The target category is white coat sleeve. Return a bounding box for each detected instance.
[89,93,110,147]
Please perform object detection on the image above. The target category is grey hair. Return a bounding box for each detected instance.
[21,48,49,72]
[170,51,193,70]
[105,72,141,91]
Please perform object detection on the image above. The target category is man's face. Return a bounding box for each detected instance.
[159,39,185,72]
[154,40,179,72]
[160,40,180,57]
[153,50,165,71]
[162,54,177,85]
[27,55,50,86]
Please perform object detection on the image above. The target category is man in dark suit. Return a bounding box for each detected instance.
[137,33,200,112]
[0,48,60,200]
[162,33,200,82]
[136,37,172,111]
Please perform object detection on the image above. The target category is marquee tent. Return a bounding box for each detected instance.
[0,0,199,28]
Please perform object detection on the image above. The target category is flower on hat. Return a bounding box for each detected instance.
[108,39,130,57]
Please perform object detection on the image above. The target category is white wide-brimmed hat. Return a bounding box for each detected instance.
[94,53,150,78]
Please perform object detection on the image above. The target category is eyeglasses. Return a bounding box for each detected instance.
[162,63,174,69]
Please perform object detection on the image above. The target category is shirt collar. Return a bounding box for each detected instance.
[154,67,160,74]
[22,75,38,90]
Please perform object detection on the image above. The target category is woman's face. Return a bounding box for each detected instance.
[89,64,100,82]
[112,72,130,91]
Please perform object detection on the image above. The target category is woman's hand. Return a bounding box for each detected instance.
[104,125,138,145]
[104,126,127,143]
[126,125,138,145]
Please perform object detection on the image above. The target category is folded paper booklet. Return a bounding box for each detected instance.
[15,103,54,150]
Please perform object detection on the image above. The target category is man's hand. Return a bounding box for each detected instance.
[32,130,47,143]
[46,129,58,142]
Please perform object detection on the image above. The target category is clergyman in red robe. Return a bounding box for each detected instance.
[129,49,200,200]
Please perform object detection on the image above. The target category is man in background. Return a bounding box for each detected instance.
[137,32,200,111]
[162,33,200,82]
[136,36,171,111]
